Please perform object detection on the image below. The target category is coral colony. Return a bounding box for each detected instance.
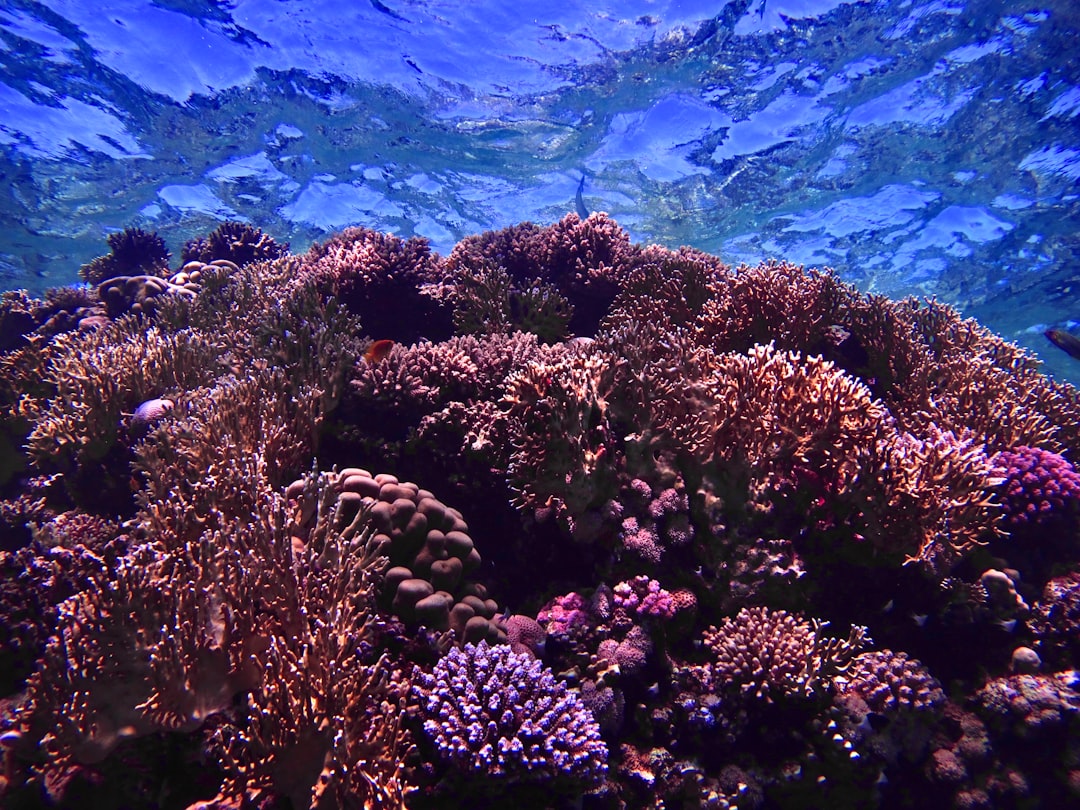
[1,214,1079,810]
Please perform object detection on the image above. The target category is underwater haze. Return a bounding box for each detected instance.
[1,0,1079,379]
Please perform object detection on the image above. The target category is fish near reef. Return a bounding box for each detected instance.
[1045,328,1080,361]
[363,339,395,363]
[127,397,175,439]
[576,174,589,219]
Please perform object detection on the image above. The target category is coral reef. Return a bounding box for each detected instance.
[2,215,1080,809]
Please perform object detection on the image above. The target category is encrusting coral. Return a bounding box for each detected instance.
[1,214,1080,808]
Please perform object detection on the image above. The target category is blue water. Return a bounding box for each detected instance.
[1,0,1078,380]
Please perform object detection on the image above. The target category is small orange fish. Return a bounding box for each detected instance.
[363,339,395,363]
[1045,329,1080,361]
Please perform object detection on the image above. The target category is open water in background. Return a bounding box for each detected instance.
[1,0,1078,381]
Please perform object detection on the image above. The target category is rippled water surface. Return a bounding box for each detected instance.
[1,0,1078,378]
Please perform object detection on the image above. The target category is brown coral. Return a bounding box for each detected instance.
[20,316,225,477]
[702,606,866,702]
[285,467,506,646]
[300,226,452,342]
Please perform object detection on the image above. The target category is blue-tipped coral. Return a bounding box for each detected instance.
[414,641,608,790]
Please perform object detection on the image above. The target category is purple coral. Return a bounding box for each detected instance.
[613,576,676,620]
[414,641,608,786]
[620,516,662,563]
[992,446,1080,527]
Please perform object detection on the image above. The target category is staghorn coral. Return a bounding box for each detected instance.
[134,369,322,543]
[499,345,621,533]
[19,315,225,479]
[439,259,574,342]
[863,425,1003,570]
[699,259,848,355]
[442,213,635,337]
[414,641,607,791]
[3,217,1080,808]
[0,531,122,696]
[8,460,412,809]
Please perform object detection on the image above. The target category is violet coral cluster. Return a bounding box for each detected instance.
[2,213,1080,808]
[413,641,608,790]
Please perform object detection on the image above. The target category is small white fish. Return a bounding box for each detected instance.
[128,397,175,438]
[911,613,928,627]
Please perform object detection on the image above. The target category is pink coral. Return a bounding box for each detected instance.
[619,516,663,564]
[613,576,677,620]
[992,446,1080,527]
[537,591,598,643]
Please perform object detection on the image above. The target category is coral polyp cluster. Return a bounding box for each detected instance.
[1,212,1079,808]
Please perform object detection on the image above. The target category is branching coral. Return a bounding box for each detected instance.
[414,641,607,790]
[442,213,635,336]
[499,345,621,532]
[301,226,452,343]
[4,216,1080,809]
[9,461,413,809]
[700,606,867,703]
[19,316,225,477]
